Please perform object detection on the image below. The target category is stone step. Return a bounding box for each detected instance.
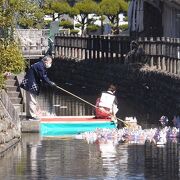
[19,112,27,118]
[5,79,17,86]
[21,120,40,133]
[10,97,22,104]
[14,104,24,114]
[6,86,19,92]
[23,49,43,55]
[5,74,16,80]
[7,91,21,98]
[5,75,25,115]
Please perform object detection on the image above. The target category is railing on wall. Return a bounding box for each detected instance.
[138,37,180,74]
[16,29,49,59]
[54,34,180,75]
[54,34,130,62]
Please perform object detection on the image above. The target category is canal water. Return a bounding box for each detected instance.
[0,134,179,180]
[0,88,179,179]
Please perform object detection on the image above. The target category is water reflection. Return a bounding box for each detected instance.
[144,141,179,179]
[96,139,118,178]
[0,134,179,179]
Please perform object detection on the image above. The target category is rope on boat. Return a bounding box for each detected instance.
[55,85,129,126]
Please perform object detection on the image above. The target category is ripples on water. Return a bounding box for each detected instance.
[0,133,179,180]
[0,89,179,179]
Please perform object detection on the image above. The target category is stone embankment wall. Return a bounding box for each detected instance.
[0,90,21,154]
[49,59,180,117]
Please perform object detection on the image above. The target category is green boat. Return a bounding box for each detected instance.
[40,116,116,137]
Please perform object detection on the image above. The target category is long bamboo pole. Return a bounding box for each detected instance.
[55,85,129,126]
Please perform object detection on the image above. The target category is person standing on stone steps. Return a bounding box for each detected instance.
[20,55,57,120]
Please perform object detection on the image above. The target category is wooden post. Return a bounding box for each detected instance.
[71,47,74,59]
[105,36,109,62]
[115,45,119,62]
[54,46,58,58]
[177,60,180,74]
[93,35,96,60]
[81,49,85,60]
[88,35,92,60]
[144,37,150,66]
[162,57,166,71]
[166,58,170,72]
[84,35,88,60]
[96,35,100,61]
[177,38,180,74]
[161,37,166,70]
[173,59,177,74]
[119,37,123,63]
[169,58,173,73]
[78,48,81,60]
[101,36,106,61]
[85,49,88,60]
[156,37,161,69]
[96,35,99,60]
[78,35,81,59]
[150,37,154,67]
[157,57,161,69]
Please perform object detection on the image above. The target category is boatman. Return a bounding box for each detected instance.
[95,84,118,119]
[20,55,57,120]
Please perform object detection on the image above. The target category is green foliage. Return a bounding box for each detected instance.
[100,0,128,26]
[70,29,79,34]
[0,41,25,74]
[0,74,4,89]
[99,15,106,21]
[74,0,100,34]
[43,0,71,20]
[44,19,52,28]
[17,3,45,29]
[0,41,25,88]
[69,7,79,17]
[59,20,74,29]
[42,0,55,15]
[0,0,39,89]
[123,16,128,22]
[51,1,71,15]
[100,0,128,14]
[119,23,128,31]
[87,24,100,32]
[75,0,100,15]
[75,23,82,28]
[0,0,45,29]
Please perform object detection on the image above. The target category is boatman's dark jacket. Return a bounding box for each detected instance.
[20,60,54,95]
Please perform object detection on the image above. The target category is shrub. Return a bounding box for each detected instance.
[44,20,52,28]
[70,29,79,35]
[59,20,74,29]
[0,40,26,88]
[75,23,82,28]
[119,24,128,31]
[86,24,100,32]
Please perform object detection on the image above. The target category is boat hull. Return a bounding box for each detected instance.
[40,116,116,136]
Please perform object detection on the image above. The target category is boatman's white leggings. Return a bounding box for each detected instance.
[26,91,39,118]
